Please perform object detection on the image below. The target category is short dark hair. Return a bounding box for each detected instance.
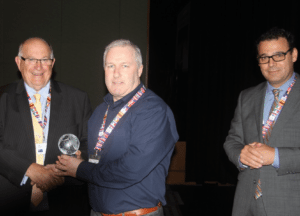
[256,27,295,52]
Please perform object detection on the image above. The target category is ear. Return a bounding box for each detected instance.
[138,65,143,77]
[51,58,56,67]
[292,48,298,63]
[15,56,21,71]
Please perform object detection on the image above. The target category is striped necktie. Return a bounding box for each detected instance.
[255,89,280,199]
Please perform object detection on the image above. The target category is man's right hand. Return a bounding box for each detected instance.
[26,163,62,192]
[240,142,264,169]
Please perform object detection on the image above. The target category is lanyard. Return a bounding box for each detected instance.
[94,85,146,153]
[27,87,51,141]
[262,76,297,139]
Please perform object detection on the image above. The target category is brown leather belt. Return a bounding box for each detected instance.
[101,202,162,216]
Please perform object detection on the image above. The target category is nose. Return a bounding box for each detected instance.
[268,57,276,67]
[34,60,42,69]
[113,66,120,78]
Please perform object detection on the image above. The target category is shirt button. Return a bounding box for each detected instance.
[253,180,256,184]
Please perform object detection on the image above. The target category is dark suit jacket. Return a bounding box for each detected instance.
[0,79,92,215]
[224,74,300,216]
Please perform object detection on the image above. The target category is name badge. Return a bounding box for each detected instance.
[36,143,47,164]
[36,143,47,155]
[89,153,101,164]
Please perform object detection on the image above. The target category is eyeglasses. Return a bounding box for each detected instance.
[20,56,53,66]
[257,48,292,64]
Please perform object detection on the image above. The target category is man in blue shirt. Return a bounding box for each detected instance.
[224,27,300,216]
[57,39,179,216]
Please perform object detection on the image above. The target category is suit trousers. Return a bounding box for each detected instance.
[90,207,164,216]
[247,197,267,216]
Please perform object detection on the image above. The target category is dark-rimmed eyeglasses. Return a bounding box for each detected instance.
[20,56,53,66]
[257,48,292,64]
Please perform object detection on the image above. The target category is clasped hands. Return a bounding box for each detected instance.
[26,163,64,192]
[26,151,83,192]
[240,142,275,169]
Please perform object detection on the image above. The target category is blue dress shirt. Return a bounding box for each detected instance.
[76,83,179,214]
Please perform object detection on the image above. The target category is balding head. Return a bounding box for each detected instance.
[15,37,55,91]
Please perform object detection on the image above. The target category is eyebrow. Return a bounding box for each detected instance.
[259,51,286,56]
[106,61,132,65]
[25,56,51,59]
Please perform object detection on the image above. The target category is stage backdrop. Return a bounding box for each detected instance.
[148,0,300,184]
[0,0,148,109]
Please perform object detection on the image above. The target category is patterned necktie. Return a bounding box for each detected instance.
[269,89,280,118]
[31,94,44,206]
[255,89,280,199]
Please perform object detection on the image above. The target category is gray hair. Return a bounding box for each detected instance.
[18,37,54,59]
[103,39,142,68]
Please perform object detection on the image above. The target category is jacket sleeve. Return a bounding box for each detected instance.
[224,92,247,172]
[0,93,33,188]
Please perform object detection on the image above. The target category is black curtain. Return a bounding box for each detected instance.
[149,0,300,184]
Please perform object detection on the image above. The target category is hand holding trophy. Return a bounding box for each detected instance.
[56,134,83,178]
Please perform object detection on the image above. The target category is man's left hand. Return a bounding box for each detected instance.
[55,155,84,178]
[31,164,65,192]
[253,143,275,165]
[44,164,65,187]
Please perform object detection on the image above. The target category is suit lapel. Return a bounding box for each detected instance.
[45,80,62,162]
[16,80,35,157]
[269,75,300,144]
[254,83,267,143]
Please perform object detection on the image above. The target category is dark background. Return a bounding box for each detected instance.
[0,0,148,109]
[148,0,300,185]
[1,0,300,186]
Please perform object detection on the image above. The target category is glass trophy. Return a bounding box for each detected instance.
[58,134,80,156]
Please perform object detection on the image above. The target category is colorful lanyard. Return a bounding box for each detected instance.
[262,76,297,139]
[94,85,146,152]
[27,87,51,140]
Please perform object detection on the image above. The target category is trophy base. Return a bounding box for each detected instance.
[60,154,77,158]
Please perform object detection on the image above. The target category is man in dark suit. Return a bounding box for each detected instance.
[224,27,300,216]
[0,37,92,215]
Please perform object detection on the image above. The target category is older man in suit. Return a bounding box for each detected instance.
[224,27,300,216]
[0,37,92,215]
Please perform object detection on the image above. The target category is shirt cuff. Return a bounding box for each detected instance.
[20,175,28,186]
[76,161,98,183]
[238,155,248,169]
[272,147,280,169]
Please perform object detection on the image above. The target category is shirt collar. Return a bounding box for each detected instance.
[24,81,50,99]
[266,72,295,94]
[104,83,144,108]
